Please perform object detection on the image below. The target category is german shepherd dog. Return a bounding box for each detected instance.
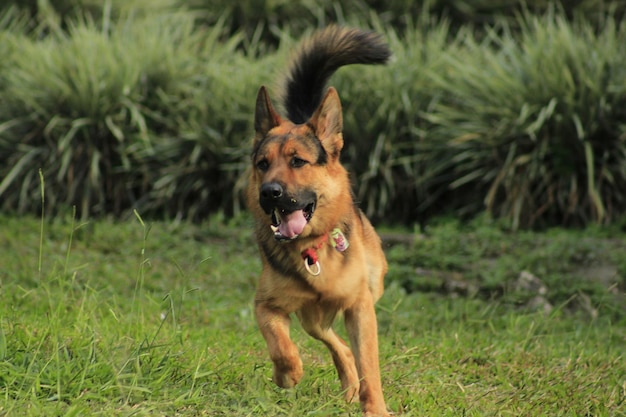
[246,26,391,416]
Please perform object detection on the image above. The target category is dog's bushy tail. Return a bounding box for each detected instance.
[284,26,391,124]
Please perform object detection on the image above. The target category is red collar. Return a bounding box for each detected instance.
[300,227,350,275]
[300,228,349,276]
[301,233,328,268]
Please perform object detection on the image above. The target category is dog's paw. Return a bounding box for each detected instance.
[362,404,391,417]
[363,411,391,417]
[272,360,303,388]
[342,385,359,403]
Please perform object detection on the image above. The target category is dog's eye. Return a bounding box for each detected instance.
[256,159,269,172]
[290,157,308,168]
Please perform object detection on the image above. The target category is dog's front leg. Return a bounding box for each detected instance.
[344,292,388,417]
[255,302,303,388]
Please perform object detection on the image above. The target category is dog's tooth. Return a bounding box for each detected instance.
[270,225,278,233]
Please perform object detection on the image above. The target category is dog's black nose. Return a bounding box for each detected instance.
[260,182,283,201]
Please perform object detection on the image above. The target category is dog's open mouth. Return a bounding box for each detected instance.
[270,202,315,240]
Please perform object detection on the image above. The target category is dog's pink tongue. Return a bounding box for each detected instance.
[278,210,307,238]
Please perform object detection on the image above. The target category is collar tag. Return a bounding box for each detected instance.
[330,228,349,252]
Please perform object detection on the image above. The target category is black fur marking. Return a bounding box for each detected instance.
[260,240,294,277]
[284,26,391,124]
[260,239,316,287]
[304,131,328,165]
[251,134,283,162]
[252,132,328,167]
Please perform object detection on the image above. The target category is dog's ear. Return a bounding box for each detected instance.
[254,86,282,138]
[309,87,343,157]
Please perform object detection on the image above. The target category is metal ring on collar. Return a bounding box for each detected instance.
[303,259,321,276]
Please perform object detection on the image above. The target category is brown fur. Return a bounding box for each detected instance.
[246,27,390,417]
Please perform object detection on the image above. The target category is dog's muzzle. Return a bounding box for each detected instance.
[259,182,316,241]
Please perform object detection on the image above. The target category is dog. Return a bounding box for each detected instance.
[246,26,391,416]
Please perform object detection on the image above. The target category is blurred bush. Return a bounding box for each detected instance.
[0,9,260,220]
[6,0,626,46]
[421,12,626,228]
[0,1,625,228]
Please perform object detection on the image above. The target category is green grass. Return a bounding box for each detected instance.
[0,214,624,416]
[384,216,626,320]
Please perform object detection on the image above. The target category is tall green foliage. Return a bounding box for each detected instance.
[422,13,626,228]
[0,11,258,219]
[1,4,626,227]
[333,15,455,223]
[1,12,179,215]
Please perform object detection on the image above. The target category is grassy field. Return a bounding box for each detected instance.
[0,213,624,416]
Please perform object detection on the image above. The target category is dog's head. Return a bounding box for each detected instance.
[248,86,348,241]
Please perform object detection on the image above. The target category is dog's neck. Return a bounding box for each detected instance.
[299,223,351,276]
